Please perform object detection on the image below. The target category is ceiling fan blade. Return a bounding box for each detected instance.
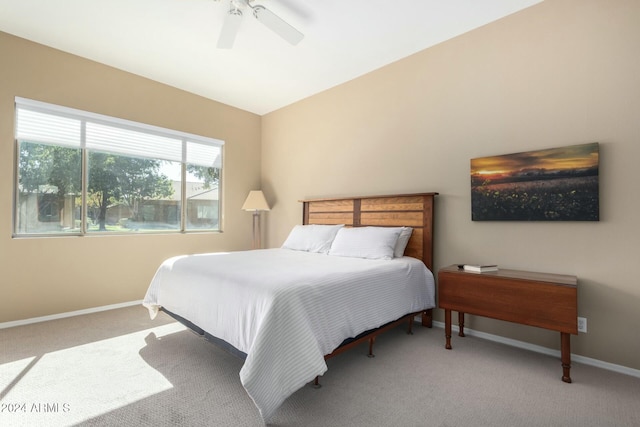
[217,8,243,49]
[252,5,304,45]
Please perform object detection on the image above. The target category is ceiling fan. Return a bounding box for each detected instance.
[215,0,304,49]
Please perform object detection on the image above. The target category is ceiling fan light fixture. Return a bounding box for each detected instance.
[252,5,304,45]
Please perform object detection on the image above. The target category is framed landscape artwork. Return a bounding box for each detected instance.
[471,143,599,221]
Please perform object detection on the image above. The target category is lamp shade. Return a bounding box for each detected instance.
[241,190,271,211]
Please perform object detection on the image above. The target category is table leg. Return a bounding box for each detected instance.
[561,332,572,383]
[458,312,465,337]
[445,309,452,349]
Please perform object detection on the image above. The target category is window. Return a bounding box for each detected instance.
[14,97,224,236]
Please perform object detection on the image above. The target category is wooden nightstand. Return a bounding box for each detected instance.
[438,264,578,383]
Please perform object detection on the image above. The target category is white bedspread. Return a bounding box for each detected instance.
[143,248,435,421]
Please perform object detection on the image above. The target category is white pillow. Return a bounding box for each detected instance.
[329,226,402,260]
[281,224,344,254]
[394,227,413,258]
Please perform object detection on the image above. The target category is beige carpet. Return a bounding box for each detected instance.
[1,306,638,427]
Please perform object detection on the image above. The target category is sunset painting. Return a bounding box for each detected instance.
[471,143,599,221]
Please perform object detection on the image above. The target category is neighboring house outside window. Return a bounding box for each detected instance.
[14,97,224,236]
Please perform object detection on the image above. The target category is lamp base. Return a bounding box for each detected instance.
[252,211,261,249]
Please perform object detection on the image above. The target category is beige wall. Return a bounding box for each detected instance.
[0,32,262,323]
[262,0,640,370]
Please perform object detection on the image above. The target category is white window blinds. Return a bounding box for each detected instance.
[187,140,222,168]
[15,97,224,164]
[16,108,82,148]
[85,122,183,161]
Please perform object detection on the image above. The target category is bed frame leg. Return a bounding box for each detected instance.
[313,376,322,389]
[422,309,433,328]
[367,337,376,358]
[408,316,414,335]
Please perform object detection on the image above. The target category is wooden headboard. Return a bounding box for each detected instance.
[300,193,438,271]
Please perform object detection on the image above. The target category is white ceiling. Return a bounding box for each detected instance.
[0,0,542,115]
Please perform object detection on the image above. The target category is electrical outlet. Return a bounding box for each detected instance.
[577,316,587,333]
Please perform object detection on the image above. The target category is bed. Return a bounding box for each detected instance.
[143,192,437,421]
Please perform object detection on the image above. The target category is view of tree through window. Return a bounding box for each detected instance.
[17,142,82,233]
[87,152,175,231]
[14,98,224,236]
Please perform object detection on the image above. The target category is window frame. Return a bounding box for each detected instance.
[13,97,224,237]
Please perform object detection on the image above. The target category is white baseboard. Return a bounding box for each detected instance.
[0,300,143,329]
[430,319,640,379]
[3,305,638,380]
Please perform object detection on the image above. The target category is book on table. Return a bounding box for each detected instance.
[463,264,498,273]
